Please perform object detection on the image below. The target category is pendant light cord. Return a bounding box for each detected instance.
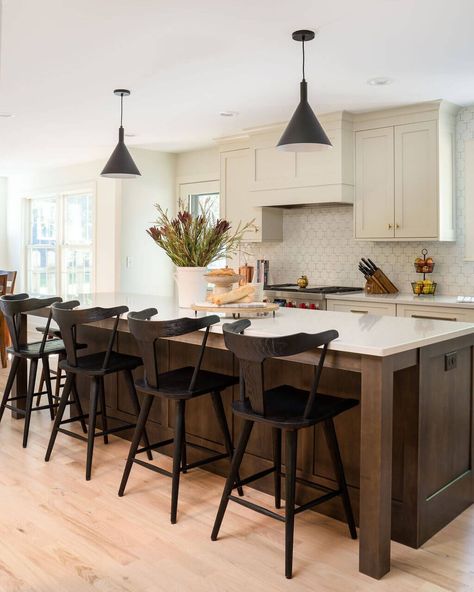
[302,35,306,81]
[120,93,124,128]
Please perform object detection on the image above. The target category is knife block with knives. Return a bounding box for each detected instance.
[358,258,398,294]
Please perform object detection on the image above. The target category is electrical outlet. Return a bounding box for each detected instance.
[445,352,457,371]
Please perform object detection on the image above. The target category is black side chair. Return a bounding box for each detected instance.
[45,301,153,480]
[211,319,359,579]
[0,294,85,448]
[119,309,242,524]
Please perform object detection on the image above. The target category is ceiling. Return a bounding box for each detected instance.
[1,0,473,174]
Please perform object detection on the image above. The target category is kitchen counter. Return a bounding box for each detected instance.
[326,291,474,309]
[41,292,474,357]
[22,292,474,580]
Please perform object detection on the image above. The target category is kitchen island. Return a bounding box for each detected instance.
[22,293,474,580]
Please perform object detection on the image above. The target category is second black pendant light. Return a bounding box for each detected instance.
[277,30,332,152]
[101,89,141,178]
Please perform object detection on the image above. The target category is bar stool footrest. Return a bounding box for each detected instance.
[233,466,276,489]
[136,438,174,455]
[184,451,228,471]
[294,490,341,515]
[228,495,286,522]
[132,457,173,478]
[58,428,88,442]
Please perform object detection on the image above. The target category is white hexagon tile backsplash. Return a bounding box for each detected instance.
[240,105,474,296]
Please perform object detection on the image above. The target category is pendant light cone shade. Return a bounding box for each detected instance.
[277,31,332,152]
[277,81,332,152]
[101,90,141,178]
[101,127,141,178]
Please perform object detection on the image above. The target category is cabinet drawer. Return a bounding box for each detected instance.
[396,304,474,322]
[326,300,396,316]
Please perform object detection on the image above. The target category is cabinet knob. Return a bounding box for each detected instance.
[254,225,260,233]
[396,223,400,229]
[388,223,393,230]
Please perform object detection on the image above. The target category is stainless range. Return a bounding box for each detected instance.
[264,284,364,310]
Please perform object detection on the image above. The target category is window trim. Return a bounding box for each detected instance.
[24,183,97,295]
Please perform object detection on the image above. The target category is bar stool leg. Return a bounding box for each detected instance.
[171,399,185,524]
[36,369,45,407]
[181,404,187,474]
[211,419,254,541]
[70,376,87,434]
[210,390,244,496]
[0,356,20,422]
[98,377,109,445]
[55,360,63,398]
[272,427,282,509]
[285,429,297,579]
[118,394,154,497]
[22,359,39,448]
[45,374,74,461]
[85,377,99,481]
[323,418,357,539]
[123,370,153,461]
[42,356,55,420]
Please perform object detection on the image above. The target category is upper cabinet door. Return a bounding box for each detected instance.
[394,120,438,238]
[220,148,282,243]
[354,127,394,239]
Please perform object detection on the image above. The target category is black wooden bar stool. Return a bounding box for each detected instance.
[211,319,359,579]
[119,308,242,524]
[0,294,86,447]
[45,301,153,480]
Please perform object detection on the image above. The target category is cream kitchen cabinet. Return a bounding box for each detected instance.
[396,304,474,323]
[326,299,396,316]
[220,148,282,243]
[354,101,457,241]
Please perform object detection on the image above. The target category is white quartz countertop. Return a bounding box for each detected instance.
[325,292,474,309]
[59,292,474,358]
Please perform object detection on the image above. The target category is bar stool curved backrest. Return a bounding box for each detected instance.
[52,301,128,369]
[0,293,62,354]
[222,319,339,419]
[128,309,221,391]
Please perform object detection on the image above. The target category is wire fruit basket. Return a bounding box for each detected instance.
[411,248,436,295]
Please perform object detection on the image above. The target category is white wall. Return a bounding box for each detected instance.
[0,177,7,268]
[7,159,122,293]
[120,148,176,295]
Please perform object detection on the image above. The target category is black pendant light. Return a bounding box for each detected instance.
[277,30,332,152]
[101,89,141,178]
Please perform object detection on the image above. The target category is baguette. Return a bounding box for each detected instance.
[211,285,254,305]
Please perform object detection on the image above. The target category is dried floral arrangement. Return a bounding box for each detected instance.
[147,199,254,267]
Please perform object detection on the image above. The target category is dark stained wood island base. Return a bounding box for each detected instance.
[18,297,474,580]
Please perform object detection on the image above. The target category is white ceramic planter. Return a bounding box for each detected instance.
[175,267,207,308]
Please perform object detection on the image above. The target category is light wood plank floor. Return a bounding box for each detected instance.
[0,360,473,592]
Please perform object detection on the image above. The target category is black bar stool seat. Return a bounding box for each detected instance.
[45,301,153,481]
[211,319,359,579]
[9,337,67,358]
[134,368,237,399]
[60,351,142,376]
[118,308,242,524]
[233,385,358,429]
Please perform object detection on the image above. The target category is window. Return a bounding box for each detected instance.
[26,190,95,295]
[178,180,224,269]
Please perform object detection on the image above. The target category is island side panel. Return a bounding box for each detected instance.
[417,334,474,545]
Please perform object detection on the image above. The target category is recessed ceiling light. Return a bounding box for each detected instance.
[219,110,239,117]
[367,77,394,86]
[0,112,15,118]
